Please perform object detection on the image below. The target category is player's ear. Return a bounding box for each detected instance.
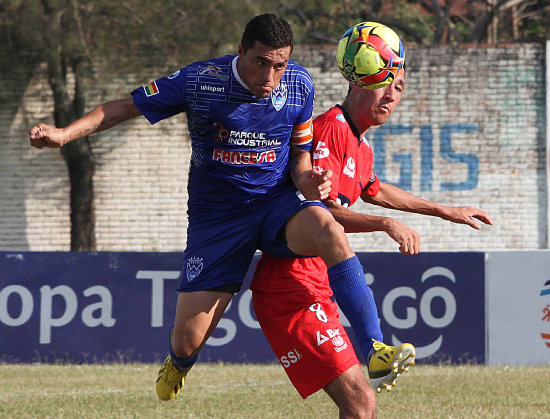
[238,44,245,58]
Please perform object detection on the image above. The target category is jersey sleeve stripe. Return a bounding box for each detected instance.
[291,118,313,145]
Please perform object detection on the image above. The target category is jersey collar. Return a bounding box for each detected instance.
[232,56,250,91]
[335,104,362,145]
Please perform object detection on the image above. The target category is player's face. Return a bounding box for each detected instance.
[237,41,292,98]
[354,70,405,127]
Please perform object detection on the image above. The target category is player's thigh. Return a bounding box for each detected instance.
[171,290,233,356]
[323,365,376,418]
[180,206,258,291]
[259,184,327,259]
[284,205,353,265]
[254,290,360,399]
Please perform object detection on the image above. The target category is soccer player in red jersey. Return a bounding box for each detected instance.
[251,68,493,418]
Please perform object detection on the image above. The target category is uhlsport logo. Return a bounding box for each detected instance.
[168,70,180,79]
[271,83,287,111]
[186,257,203,281]
[540,280,550,348]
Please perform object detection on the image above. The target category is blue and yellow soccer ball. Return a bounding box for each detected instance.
[336,21,405,89]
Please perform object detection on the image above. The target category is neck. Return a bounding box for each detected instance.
[341,100,371,137]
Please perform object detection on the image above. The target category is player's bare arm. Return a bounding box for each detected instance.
[29,97,141,149]
[288,146,332,201]
[437,205,494,230]
[362,181,494,230]
[324,198,420,255]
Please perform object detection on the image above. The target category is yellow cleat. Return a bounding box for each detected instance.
[368,340,416,393]
[156,355,189,401]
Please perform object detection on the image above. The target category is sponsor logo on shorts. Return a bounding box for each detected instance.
[332,335,348,352]
[317,328,343,347]
[280,349,302,368]
[186,257,203,281]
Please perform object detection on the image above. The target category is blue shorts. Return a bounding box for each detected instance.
[178,184,327,292]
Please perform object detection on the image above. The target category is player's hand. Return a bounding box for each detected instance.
[296,169,332,201]
[384,218,421,255]
[442,206,494,230]
[29,123,66,149]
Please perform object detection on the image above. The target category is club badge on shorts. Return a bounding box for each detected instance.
[186,257,204,281]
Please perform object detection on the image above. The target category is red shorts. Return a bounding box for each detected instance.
[251,255,360,398]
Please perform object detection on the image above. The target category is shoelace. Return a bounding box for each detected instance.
[161,362,183,383]
[372,340,395,354]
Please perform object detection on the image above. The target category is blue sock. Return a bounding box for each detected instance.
[327,256,383,360]
[168,325,198,371]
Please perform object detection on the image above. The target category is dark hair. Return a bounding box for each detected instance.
[241,14,293,53]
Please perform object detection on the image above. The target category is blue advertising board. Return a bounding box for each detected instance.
[356,252,485,364]
[0,251,484,364]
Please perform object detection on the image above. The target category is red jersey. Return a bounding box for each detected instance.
[250,105,378,397]
[251,105,380,297]
[312,105,380,206]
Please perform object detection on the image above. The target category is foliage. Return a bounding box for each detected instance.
[266,0,550,45]
[0,0,267,75]
[1,0,548,250]
[2,1,549,70]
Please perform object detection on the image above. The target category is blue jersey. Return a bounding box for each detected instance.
[131,54,315,208]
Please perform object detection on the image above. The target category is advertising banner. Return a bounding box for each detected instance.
[486,251,550,365]
[355,252,485,364]
[0,251,485,364]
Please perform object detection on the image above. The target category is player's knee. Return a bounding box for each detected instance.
[317,218,344,245]
[170,332,202,358]
[316,219,353,261]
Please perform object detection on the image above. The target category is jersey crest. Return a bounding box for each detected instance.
[271,83,288,111]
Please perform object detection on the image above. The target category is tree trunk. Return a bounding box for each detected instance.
[46,50,96,251]
[61,139,96,251]
[42,0,96,251]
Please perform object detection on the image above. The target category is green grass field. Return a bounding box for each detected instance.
[1,363,549,418]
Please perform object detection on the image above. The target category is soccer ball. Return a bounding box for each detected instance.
[336,21,405,89]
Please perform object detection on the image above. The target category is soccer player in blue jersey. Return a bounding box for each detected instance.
[29,14,387,403]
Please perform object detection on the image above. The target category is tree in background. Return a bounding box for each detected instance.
[1,0,262,250]
[1,0,549,250]
[276,0,550,45]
